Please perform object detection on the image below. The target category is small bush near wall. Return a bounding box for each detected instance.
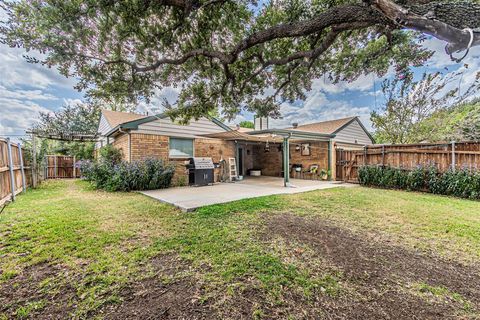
[358,165,480,200]
[80,154,174,192]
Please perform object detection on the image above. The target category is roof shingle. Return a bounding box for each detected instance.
[101,109,148,128]
[289,117,357,134]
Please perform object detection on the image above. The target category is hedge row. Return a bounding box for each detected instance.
[358,165,480,200]
[80,158,175,192]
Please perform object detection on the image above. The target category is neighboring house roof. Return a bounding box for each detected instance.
[101,109,148,128]
[289,117,357,134]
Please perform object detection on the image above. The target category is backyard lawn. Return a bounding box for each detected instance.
[1,180,479,319]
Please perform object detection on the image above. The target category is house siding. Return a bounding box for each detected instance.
[136,117,226,138]
[333,119,372,145]
[96,115,113,149]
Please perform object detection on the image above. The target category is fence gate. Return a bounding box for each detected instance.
[335,149,359,182]
[45,155,80,179]
[335,149,346,181]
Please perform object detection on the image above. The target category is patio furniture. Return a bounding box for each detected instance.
[291,164,303,179]
[303,164,319,180]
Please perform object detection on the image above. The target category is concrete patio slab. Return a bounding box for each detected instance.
[141,176,357,212]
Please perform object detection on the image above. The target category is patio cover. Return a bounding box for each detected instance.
[200,130,283,143]
[201,129,335,187]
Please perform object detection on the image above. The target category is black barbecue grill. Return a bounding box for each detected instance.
[187,157,215,186]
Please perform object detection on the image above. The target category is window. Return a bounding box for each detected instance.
[169,138,194,158]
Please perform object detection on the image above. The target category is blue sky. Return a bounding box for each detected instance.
[0,20,479,140]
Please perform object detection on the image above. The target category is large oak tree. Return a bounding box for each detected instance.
[1,0,479,121]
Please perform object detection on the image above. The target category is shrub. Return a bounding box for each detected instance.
[99,144,123,165]
[358,165,480,200]
[80,158,174,192]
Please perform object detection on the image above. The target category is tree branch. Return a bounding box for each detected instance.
[370,0,480,54]
[131,5,382,72]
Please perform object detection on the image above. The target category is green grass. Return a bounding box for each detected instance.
[1,180,479,318]
[412,282,474,314]
[287,187,480,262]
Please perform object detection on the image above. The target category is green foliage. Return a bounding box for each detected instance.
[24,101,102,160]
[81,150,174,191]
[414,99,480,143]
[0,0,435,120]
[33,101,101,134]
[358,165,480,200]
[98,144,123,165]
[239,120,254,129]
[371,71,480,144]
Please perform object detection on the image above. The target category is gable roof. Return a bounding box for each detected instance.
[288,116,374,143]
[101,110,232,137]
[101,109,148,128]
[289,117,357,134]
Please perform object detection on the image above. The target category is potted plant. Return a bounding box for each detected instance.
[320,169,329,180]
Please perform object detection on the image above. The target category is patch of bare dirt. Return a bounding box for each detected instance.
[263,213,480,319]
[101,254,214,320]
[0,262,77,319]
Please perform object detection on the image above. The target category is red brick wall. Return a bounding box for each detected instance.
[252,144,283,177]
[194,138,236,162]
[130,133,169,162]
[111,133,236,185]
[252,141,329,178]
[195,138,236,182]
[111,133,330,182]
[111,133,130,161]
[289,141,329,173]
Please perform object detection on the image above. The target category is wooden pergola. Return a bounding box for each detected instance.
[25,130,99,187]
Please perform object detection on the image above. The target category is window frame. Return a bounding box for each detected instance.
[168,137,194,159]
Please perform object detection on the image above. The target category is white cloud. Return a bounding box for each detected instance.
[0,45,78,89]
[422,38,480,70]
[270,91,373,130]
[0,98,51,135]
[0,85,58,101]
[136,86,181,114]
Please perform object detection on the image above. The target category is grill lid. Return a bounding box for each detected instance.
[190,157,215,169]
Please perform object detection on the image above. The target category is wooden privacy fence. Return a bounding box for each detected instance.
[338,141,480,182]
[45,155,81,179]
[0,138,29,206]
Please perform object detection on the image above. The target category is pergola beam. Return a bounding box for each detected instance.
[26,130,98,142]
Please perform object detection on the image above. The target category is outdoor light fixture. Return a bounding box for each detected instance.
[264,141,270,153]
[295,145,301,151]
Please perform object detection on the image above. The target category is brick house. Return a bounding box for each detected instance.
[97,110,373,186]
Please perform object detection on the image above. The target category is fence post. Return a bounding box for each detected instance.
[381,145,385,167]
[32,134,37,188]
[73,155,76,178]
[45,156,48,179]
[18,143,26,193]
[451,141,456,172]
[6,138,16,201]
[54,156,57,179]
[363,145,367,166]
